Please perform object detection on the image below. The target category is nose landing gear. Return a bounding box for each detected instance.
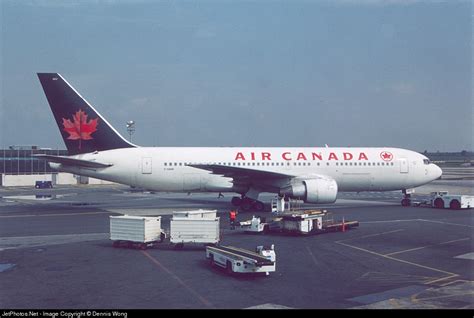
[401,189,414,207]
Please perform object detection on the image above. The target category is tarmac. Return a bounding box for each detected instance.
[0,178,472,309]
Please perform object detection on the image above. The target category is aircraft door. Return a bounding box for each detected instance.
[141,157,152,174]
[399,158,408,173]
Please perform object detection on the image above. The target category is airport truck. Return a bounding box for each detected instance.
[206,245,276,276]
[170,209,220,248]
[110,215,166,249]
[430,191,474,210]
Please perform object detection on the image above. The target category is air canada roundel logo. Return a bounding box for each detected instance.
[62,110,99,150]
[380,151,393,161]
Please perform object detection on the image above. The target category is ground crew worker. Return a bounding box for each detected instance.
[229,210,237,229]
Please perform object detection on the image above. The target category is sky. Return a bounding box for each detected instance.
[0,0,472,152]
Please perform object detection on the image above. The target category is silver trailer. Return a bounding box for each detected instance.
[170,209,220,247]
[110,215,166,249]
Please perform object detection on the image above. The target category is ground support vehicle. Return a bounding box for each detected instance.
[170,209,220,248]
[240,210,358,235]
[35,181,53,189]
[239,216,269,233]
[110,215,166,250]
[430,192,473,210]
[206,245,276,276]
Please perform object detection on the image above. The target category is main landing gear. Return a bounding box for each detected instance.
[231,196,265,212]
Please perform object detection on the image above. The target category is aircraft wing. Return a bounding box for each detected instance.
[189,164,294,184]
[33,154,113,169]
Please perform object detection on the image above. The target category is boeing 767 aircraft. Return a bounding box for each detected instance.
[36,73,442,211]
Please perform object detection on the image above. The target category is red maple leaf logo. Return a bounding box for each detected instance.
[380,151,393,161]
[62,110,98,149]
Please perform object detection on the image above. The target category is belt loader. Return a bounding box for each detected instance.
[206,245,276,276]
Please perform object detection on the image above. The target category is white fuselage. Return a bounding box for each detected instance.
[52,147,442,195]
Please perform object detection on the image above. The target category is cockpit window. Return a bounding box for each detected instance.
[423,159,430,165]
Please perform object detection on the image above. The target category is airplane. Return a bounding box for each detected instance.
[35,73,443,211]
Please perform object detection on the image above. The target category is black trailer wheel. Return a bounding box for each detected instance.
[209,254,215,267]
[140,243,147,250]
[226,261,233,274]
[434,198,444,209]
[401,198,411,207]
[449,200,461,210]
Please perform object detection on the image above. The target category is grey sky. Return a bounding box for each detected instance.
[1,0,472,152]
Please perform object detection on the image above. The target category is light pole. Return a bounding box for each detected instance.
[126,120,135,142]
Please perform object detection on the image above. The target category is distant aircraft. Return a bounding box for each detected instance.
[36,73,442,211]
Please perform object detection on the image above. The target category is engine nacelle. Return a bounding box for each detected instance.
[280,178,338,204]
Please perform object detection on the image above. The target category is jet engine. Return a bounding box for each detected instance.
[280,178,338,204]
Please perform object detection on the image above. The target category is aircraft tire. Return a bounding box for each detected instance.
[231,196,242,206]
[241,199,253,211]
[252,201,265,212]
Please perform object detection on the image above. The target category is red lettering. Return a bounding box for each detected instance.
[282,152,292,161]
[235,152,245,161]
[312,152,322,160]
[343,153,353,160]
[328,152,338,160]
[251,152,255,160]
[296,153,307,161]
[358,153,368,161]
[261,152,271,160]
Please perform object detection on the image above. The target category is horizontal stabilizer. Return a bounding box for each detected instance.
[33,154,112,168]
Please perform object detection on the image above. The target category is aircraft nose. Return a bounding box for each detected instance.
[432,164,443,180]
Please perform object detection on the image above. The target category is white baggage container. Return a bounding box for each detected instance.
[170,210,220,245]
[110,215,164,244]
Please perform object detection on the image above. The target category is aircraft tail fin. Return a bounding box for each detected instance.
[37,73,136,155]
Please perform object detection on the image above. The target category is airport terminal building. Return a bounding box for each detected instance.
[0,146,112,187]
